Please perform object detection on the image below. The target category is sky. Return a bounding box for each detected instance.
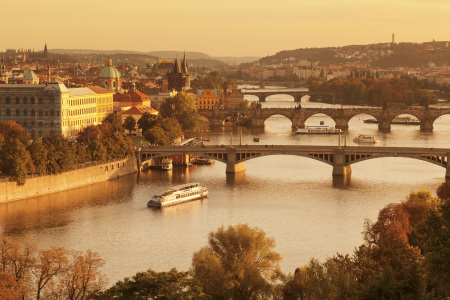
[1,0,449,57]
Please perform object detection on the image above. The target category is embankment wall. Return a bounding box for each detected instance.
[0,157,137,203]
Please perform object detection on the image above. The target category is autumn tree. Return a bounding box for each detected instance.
[160,117,183,142]
[0,120,30,146]
[33,247,68,300]
[43,134,77,174]
[123,115,137,134]
[102,268,209,300]
[436,180,450,201]
[0,138,34,185]
[192,224,282,299]
[27,138,49,174]
[102,113,123,132]
[0,271,22,300]
[144,126,170,146]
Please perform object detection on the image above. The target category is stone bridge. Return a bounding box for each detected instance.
[136,144,450,179]
[198,107,450,132]
[242,89,336,102]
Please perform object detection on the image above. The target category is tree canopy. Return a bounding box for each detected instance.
[159,93,201,132]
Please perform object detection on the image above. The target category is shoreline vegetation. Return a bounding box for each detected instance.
[2,183,449,299]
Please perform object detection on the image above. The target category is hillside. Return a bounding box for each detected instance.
[259,41,450,68]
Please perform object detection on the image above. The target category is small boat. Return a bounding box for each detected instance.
[253,137,260,142]
[364,117,420,125]
[147,183,208,207]
[194,157,214,165]
[295,126,342,134]
[353,134,378,143]
[161,158,172,170]
[320,121,325,125]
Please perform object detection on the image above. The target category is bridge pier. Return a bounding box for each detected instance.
[332,150,352,176]
[420,122,433,132]
[226,148,246,173]
[378,122,391,133]
[446,152,450,180]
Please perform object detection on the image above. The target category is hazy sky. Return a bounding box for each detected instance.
[2,0,449,57]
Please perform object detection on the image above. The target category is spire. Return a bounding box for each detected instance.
[44,44,48,56]
[172,54,181,74]
[181,51,189,74]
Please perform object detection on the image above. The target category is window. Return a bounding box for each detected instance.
[23,97,27,104]
[31,121,35,126]
[50,109,55,116]
[39,109,43,116]
[23,121,28,127]
[56,111,60,116]
[16,97,20,104]
[6,109,11,116]
[31,97,35,104]
[16,109,20,116]
[38,121,43,127]
[38,97,43,104]
[23,109,27,116]
[6,96,10,104]
[31,109,35,116]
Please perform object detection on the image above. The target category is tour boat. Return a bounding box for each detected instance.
[253,137,260,142]
[295,126,342,134]
[353,134,378,143]
[194,157,214,165]
[147,183,208,207]
[364,117,420,125]
[161,159,173,170]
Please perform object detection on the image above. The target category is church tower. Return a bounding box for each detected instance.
[44,44,48,56]
[168,53,190,92]
[0,56,7,84]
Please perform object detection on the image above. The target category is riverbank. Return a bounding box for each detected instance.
[0,157,137,203]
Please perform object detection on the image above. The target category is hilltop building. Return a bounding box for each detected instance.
[197,89,219,109]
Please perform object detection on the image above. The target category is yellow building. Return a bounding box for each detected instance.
[0,83,113,139]
[197,89,219,109]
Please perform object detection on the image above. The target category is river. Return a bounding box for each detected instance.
[1,91,449,285]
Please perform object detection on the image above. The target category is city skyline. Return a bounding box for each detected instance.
[2,0,450,57]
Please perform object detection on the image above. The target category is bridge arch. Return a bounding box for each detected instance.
[236,152,334,166]
[263,113,294,128]
[347,112,379,124]
[431,112,450,127]
[264,94,295,102]
[304,113,337,126]
[346,153,447,169]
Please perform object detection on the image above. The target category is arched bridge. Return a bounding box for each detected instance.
[198,107,450,132]
[136,145,450,179]
[242,89,336,102]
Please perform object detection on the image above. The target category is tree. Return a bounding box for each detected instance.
[192,224,282,299]
[0,138,34,185]
[159,93,200,132]
[87,140,107,162]
[160,118,183,142]
[137,112,159,134]
[0,120,30,146]
[102,113,123,132]
[144,127,170,146]
[34,247,68,300]
[436,181,450,201]
[76,125,102,146]
[102,268,208,300]
[27,138,48,174]
[59,250,107,299]
[43,135,77,174]
[0,271,22,300]
[123,116,137,134]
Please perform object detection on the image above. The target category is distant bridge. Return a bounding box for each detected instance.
[241,88,336,103]
[197,107,450,132]
[136,144,450,179]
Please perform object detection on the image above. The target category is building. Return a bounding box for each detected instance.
[113,83,151,108]
[121,105,158,133]
[0,83,114,139]
[223,89,244,109]
[23,71,39,84]
[98,59,122,92]
[0,57,8,84]
[168,53,190,92]
[197,89,219,109]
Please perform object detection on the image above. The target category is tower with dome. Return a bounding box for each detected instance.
[98,58,122,93]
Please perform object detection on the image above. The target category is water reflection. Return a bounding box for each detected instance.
[332,175,352,189]
[225,172,246,187]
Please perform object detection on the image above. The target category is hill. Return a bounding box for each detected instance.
[259,41,450,68]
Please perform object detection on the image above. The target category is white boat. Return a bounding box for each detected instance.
[147,183,208,207]
[353,134,378,143]
[161,159,172,170]
[295,126,342,134]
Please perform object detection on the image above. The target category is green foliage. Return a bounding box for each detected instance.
[436,181,450,201]
[102,113,123,132]
[160,118,183,142]
[159,93,200,132]
[102,268,209,300]
[87,140,108,162]
[27,138,49,174]
[123,116,137,134]
[192,224,282,299]
[0,139,34,185]
[43,135,77,174]
[144,126,170,146]
[191,71,224,90]
[137,112,159,134]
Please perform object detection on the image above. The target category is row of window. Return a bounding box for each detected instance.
[69,107,96,116]
[199,100,219,105]
[1,109,60,117]
[16,120,57,127]
[105,162,125,172]
[0,96,55,105]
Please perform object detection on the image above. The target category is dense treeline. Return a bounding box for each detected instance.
[0,115,133,185]
[308,75,440,106]
[1,182,450,298]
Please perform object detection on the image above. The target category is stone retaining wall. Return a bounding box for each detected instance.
[0,157,137,203]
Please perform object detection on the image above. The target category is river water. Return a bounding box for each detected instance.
[1,91,450,285]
